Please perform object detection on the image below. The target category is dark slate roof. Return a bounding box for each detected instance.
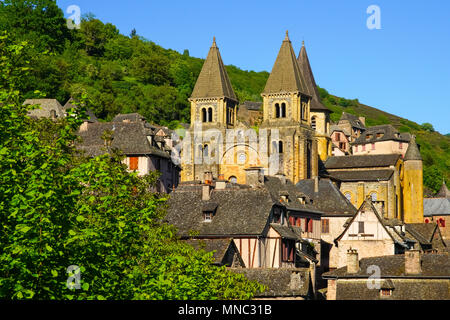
[436,181,450,198]
[296,179,357,216]
[324,154,401,169]
[184,239,235,264]
[166,186,275,237]
[353,124,410,145]
[339,112,366,129]
[404,135,422,161]
[405,223,438,245]
[77,122,170,158]
[262,32,310,96]
[264,176,323,214]
[323,254,450,279]
[190,38,237,101]
[24,99,65,119]
[326,169,395,182]
[423,198,450,217]
[241,101,262,111]
[297,42,330,112]
[270,223,300,240]
[112,113,146,123]
[232,268,311,297]
[63,98,98,123]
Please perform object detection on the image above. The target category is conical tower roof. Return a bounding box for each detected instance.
[190,37,237,101]
[404,135,422,161]
[262,31,310,95]
[297,41,330,112]
[436,180,450,198]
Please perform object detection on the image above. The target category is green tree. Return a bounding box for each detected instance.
[420,122,435,132]
[0,35,264,300]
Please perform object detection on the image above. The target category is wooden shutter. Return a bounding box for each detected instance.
[129,157,139,171]
[358,221,365,234]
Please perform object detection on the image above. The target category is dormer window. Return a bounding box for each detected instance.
[380,289,393,297]
[298,197,306,204]
[376,132,384,139]
[366,134,373,140]
[202,203,218,222]
[203,212,213,222]
[273,207,282,224]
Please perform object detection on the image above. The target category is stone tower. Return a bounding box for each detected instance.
[260,31,318,183]
[181,37,239,182]
[297,41,332,161]
[402,135,424,223]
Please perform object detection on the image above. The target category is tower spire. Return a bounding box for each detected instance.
[404,135,422,161]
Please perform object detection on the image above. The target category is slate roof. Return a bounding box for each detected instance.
[241,101,262,111]
[270,223,300,240]
[405,223,437,245]
[232,268,311,298]
[326,169,395,182]
[24,99,66,119]
[166,185,275,237]
[184,238,236,265]
[296,179,357,216]
[423,198,450,216]
[77,122,170,158]
[63,98,98,123]
[436,181,450,198]
[112,113,146,123]
[297,42,330,112]
[404,135,422,161]
[353,124,411,145]
[339,112,366,130]
[262,32,310,96]
[324,154,401,169]
[323,254,450,279]
[190,38,237,101]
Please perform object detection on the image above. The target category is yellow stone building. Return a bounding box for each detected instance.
[181,32,332,184]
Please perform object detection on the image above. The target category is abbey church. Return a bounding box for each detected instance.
[180,31,424,225]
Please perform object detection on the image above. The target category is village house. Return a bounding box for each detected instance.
[424,181,450,243]
[330,125,351,156]
[322,249,450,300]
[77,114,181,193]
[335,112,366,144]
[351,124,411,156]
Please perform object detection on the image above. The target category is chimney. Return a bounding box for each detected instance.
[314,176,319,194]
[79,121,89,132]
[215,174,226,190]
[359,117,366,127]
[245,167,264,188]
[274,172,286,185]
[347,249,359,274]
[405,250,421,274]
[204,171,213,185]
[202,184,212,201]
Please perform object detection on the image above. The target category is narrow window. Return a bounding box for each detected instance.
[358,221,365,234]
[275,103,280,118]
[311,117,317,130]
[380,289,392,297]
[372,143,375,150]
[399,142,403,150]
[322,219,330,234]
[281,103,286,118]
[278,141,284,153]
[362,144,366,151]
[208,108,213,122]
[203,144,209,159]
[201,108,207,122]
[129,157,139,171]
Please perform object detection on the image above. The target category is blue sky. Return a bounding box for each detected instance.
[56,0,450,134]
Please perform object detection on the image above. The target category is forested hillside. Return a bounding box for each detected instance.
[0,0,448,193]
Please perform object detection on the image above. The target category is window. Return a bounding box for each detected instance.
[344,192,352,202]
[155,158,161,171]
[278,141,284,153]
[322,219,330,234]
[273,208,281,224]
[362,144,366,151]
[208,108,213,122]
[229,176,237,184]
[371,192,377,202]
[282,239,295,262]
[201,108,207,122]
[358,221,365,234]
[438,218,446,228]
[399,142,403,150]
[281,103,286,118]
[275,103,280,118]
[425,218,430,224]
[336,132,341,140]
[311,117,317,130]
[306,218,313,233]
[372,143,375,150]
[380,289,393,297]
[296,217,302,227]
[203,144,209,159]
[129,157,139,171]
[203,212,212,222]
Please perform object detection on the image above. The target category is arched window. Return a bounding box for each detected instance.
[197,145,203,157]
[201,108,207,123]
[371,192,377,202]
[229,176,237,184]
[311,117,317,130]
[281,103,286,118]
[279,141,284,153]
[275,103,280,118]
[203,144,209,158]
[272,141,278,154]
[208,108,213,122]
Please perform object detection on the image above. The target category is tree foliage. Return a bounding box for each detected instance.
[0,34,264,300]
